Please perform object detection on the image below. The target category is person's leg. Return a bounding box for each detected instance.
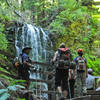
[76,72,82,97]
[63,90,68,98]
[55,68,62,93]
[18,65,23,79]
[62,69,69,98]
[69,79,75,98]
[24,71,30,89]
[22,75,30,100]
[55,69,64,100]
[81,72,87,95]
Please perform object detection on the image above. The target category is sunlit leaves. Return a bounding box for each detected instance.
[0,33,8,50]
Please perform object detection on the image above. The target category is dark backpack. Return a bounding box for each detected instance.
[57,48,72,68]
[13,54,23,67]
[76,56,86,71]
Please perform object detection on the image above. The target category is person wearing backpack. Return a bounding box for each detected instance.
[74,49,88,97]
[53,43,72,100]
[14,47,34,88]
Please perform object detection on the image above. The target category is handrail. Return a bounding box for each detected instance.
[30,78,53,84]
[20,89,59,94]
[30,69,55,75]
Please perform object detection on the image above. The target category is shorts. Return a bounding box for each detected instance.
[55,68,69,91]
[18,65,29,80]
[22,69,29,80]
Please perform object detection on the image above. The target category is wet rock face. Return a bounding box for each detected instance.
[7,21,24,42]
[6,21,54,57]
[6,21,25,59]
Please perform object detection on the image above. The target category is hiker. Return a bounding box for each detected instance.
[15,47,34,88]
[96,79,100,91]
[53,43,72,99]
[74,49,88,97]
[69,68,76,98]
[86,68,95,90]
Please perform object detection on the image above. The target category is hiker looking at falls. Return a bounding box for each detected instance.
[15,47,35,89]
[15,47,36,99]
[21,47,35,88]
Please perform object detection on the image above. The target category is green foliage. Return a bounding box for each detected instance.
[0,23,8,51]
[86,54,100,76]
[0,0,15,21]
[49,0,100,76]
[0,33,8,50]
[0,92,10,100]
[18,98,25,100]
[10,80,26,86]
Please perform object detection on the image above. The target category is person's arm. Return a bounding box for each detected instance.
[85,58,88,77]
[22,54,33,67]
[86,67,88,77]
[73,57,77,79]
[53,51,58,62]
[23,61,33,67]
[15,62,19,67]
[73,68,76,79]
[28,58,34,64]
[93,78,95,90]
[69,69,71,80]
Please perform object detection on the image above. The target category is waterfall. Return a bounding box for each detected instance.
[15,24,53,99]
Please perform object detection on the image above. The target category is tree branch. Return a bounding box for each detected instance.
[6,0,25,21]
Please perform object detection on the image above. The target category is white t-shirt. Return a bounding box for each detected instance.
[86,74,95,89]
[96,87,100,91]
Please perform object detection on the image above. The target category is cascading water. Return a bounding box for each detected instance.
[15,24,53,99]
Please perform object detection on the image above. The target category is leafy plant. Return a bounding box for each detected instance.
[0,34,8,50]
[0,84,25,100]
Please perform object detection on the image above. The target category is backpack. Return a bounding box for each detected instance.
[57,48,71,68]
[13,54,23,67]
[76,56,86,71]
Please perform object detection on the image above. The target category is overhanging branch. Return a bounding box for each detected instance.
[6,0,25,21]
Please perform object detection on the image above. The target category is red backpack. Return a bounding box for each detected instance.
[57,48,72,68]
